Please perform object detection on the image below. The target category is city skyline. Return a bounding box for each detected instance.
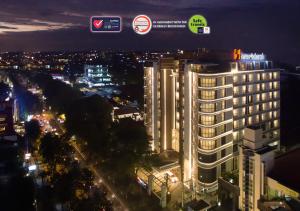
[0,0,299,64]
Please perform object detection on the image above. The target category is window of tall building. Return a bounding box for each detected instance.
[233,132,238,141]
[233,121,238,129]
[233,109,238,116]
[274,120,279,128]
[242,96,246,104]
[261,113,266,121]
[200,115,215,125]
[200,128,215,138]
[221,149,227,157]
[273,72,278,79]
[199,140,216,150]
[262,103,267,110]
[242,75,246,82]
[262,93,266,101]
[261,83,266,91]
[200,103,215,112]
[242,85,246,94]
[256,84,260,92]
[257,73,261,81]
[269,102,273,109]
[242,107,246,115]
[248,116,253,124]
[256,94,260,101]
[248,96,253,103]
[248,74,254,82]
[273,91,279,99]
[233,98,238,106]
[262,73,266,80]
[269,112,273,119]
[255,115,259,123]
[233,75,238,83]
[220,89,225,98]
[221,136,227,145]
[273,81,279,89]
[248,85,253,93]
[199,90,215,100]
[199,78,216,87]
[249,106,254,114]
[233,87,239,95]
[269,72,273,80]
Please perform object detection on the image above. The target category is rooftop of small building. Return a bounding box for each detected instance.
[268,148,300,193]
[186,199,210,210]
[256,145,277,155]
[114,106,140,116]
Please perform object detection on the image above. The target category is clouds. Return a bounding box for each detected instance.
[0,0,299,64]
[0,19,79,34]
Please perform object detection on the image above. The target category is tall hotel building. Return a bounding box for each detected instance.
[144,53,280,191]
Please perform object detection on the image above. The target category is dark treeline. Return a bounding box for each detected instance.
[30,73,83,114]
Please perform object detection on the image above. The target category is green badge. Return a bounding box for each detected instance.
[188,14,207,34]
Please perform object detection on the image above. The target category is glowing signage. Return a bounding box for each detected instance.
[241,53,266,61]
[233,49,266,61]
[233,49,241,60]
[28,165,37,171]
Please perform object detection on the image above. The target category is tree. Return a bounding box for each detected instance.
[65,95,112,157]
[31,73,82,114]
[25,119,41,150]
[40,133,73,175]
[72,188,112,211]
[103,118,149,177]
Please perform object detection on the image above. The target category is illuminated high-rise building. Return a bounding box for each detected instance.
[144,52,280,191]
[144,58,180,153]
[84,65,112,88]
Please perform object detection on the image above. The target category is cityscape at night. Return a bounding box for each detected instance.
[0,1,300,211]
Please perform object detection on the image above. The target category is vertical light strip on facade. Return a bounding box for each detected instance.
[163,69,167,150]
[188,70,193,179]
[151,67,155,151]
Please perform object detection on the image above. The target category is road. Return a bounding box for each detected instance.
[71,140,129,211]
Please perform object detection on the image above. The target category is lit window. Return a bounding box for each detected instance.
[199,78,216,87]
[233,76,238,83]
[200,128,215,138]
[256,84,260,92]
[234,121,238,129]
[242,75,246,82]
[234,87,239,95]
[248,116,252,124]
[199,140,216,150]
[233,98,238,105]
[200,115,215,125]
[200,90,215,100]
[242,86,246,94]
[233,109,238,116]
[248,74,253,82]
[242,96,246,104]
[200,103,215,112]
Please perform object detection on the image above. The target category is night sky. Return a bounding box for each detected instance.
[0,0,299,64]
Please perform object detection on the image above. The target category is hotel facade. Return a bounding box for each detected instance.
[144,54,280,191]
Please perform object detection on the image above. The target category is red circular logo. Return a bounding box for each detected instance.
[132,15,152,35]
